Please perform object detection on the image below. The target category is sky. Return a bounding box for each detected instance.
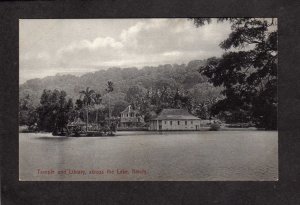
[19,18,232,84]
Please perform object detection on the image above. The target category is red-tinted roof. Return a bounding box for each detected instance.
[153,109,200,120]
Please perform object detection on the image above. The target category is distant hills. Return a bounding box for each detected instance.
[19,60,208,106]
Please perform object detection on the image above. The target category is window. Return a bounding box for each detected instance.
[127,114,128,117]
[170,121,172,125]
[178,121,180,125]
[165,121,167,124]
[185,121,187,125]
[191,121,193,124]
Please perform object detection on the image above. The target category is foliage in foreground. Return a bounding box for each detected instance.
[193,18,277,130]
[209,123,221,131]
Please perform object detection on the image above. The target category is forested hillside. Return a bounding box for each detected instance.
[19,59,226,131]
[20,59,222,111]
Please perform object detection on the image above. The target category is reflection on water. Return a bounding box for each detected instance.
[19,131,278,181]
[35,136,72,141]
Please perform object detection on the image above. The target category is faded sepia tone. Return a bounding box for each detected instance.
[19,18,278,181]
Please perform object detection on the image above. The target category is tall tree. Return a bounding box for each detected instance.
[112,100,129,117]
[105,81,114,125]
[79,87,95,132]
[93,93,102,129]
[125,85,146,109]
[19,94,38,129]
[192,18,277,129]
[189,82,223,119]
[172,89,191,110]
[37,89,73,133]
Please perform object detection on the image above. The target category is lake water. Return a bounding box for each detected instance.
[19,130,278,181]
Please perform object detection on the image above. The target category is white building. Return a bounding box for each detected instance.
[120,105,144,127]
[149,109,201,131]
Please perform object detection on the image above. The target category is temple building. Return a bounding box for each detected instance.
[149,109,201,131]
[120,105,144,128]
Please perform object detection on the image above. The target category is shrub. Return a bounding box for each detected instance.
[210,123,221,131]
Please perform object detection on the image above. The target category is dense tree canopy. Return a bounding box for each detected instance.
[37,89,73,132]
[193,18,277,129]
[19,60,225,132]
[19,94,38,129]
[20,60,207,106]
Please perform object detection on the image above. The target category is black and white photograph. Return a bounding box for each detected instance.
[19,18,278,181]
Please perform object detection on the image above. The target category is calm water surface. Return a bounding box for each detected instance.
[19,131,278,181]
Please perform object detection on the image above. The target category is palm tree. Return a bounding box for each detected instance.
[105,81,114,126]
[93,93,102,129]
[79,87,95,132]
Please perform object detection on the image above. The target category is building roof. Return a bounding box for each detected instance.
[121,105,138,114]
[68,117,86,126]
[152,109,200,120]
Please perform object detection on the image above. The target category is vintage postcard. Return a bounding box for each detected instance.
[19,18,278,181]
